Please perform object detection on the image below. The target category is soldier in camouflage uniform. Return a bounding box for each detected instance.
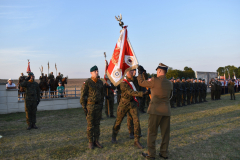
[194,78,199,103]
[112,69,145,149]
[116,85,121,104]
[228,79,235,100]
[198,78,202,103]
[176,77,182,107]
[181,77,187,106]
[209,78,216,100]
[20,72,40,130]
[186,78,192,105]
[202,79,207,102]
[103,76,116,118]
[80,66,104,149]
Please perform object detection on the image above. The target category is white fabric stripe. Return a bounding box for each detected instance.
[124,77,137,91]
[117,29,126,69]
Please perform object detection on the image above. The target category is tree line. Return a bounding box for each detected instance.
[217,65,240,79]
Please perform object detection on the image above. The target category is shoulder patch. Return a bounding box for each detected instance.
[148,79,152,81]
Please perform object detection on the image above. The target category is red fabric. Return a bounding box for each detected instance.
[123,78,139,105]
[26,62,31,73]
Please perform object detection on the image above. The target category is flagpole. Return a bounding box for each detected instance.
[48,61,49,76]
[104,52,110,116]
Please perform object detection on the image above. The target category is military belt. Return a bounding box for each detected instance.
[87,101,100,105]
[121,98,134,102]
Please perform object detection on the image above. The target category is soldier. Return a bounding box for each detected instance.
[112,69,145,149]
[198,78,202,103]
[176,77,182,107]
[138,70,147,113]
[209,78,216,100]
[202,79,207,102]
[56,72,62,83]
[20,72,40,130]
[80,65,104,149]
[44,74,48,82]
[116,84,121,104]
[18,73,26,86]
[193,78,199,103]
[228,79,235,100]
[190,78,195,104]
[217,79,222,100]
[181,77,187,106]
[139,63,172,159]
[103,76,116,118]
[145,76,151,107]
[186,78,191,105]
[215,77,220,100]
[170,78,176,108]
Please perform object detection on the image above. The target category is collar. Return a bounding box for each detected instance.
[91,77,98,83]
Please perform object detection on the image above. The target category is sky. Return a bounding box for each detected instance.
[0,0,240,79]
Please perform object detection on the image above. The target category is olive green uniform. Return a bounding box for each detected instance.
[112,77,143,142]
[190,82,195,104]
[186,81,191,105]
[217,81,222,99]
[138,73,147,112]
[198,82,202,103]
[20,80,40,126]
[80,78,104,143]
[209,80,216,100]
[194,82,199,103]
[103,83,116,116]
[228,82,235,100]
[202,82,207,101]
[170,82,176,107]
[138,74,172,158]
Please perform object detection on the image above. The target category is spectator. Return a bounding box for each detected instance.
[57,82,64,98]
[6,78,16,89]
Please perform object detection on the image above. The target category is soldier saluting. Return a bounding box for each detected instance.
[20,72,40,130]
[80,65,104,149]
[139,63,172,159]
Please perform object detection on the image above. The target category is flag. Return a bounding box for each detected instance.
[48,62,50,70]
[55,63,57,70]
[106,26,138,86]
[224,73,226,85]
[26,61,31,73]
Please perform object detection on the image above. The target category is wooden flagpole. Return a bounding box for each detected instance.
[104,52,110,116]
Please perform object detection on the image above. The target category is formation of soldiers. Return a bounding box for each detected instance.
[169,77,207,108]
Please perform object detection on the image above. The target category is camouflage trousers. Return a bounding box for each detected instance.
[25,100,37,125]
[105,95,114,116]
[187,92,191,105]
[86,104,102,143]
[112,103,141,142]
[127,107,141,135]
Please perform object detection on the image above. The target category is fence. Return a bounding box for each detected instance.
[18,87,80,102]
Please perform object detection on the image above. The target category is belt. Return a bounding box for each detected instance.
[87,101,99,105]
[121,98,134,102]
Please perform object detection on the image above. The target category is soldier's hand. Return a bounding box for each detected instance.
[143,90,149,95]
[138,65,144,74]
[83,108,88,116]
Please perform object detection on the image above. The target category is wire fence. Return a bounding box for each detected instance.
[18,87,81,102]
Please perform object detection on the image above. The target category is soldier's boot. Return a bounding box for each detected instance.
[129,132,134,139]
[111,137,117,144]
[93,141,103,148]
[88,142,94,149]
[134,141,144,149]
[32,123,38,129]
[110,115,116,118]
[27,124,32,130]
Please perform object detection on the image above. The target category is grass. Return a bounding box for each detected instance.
[0,93,240,160]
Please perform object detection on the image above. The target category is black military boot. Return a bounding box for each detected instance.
[94,141,103,148]
[142,153,155,159]
[32,123,38,129]
[110,115,116,118]
[111,137,117,144]
[27,124,31,130]
[88,142,94,149]
[159,153,168,159]
[134,141,144,149]
[129,132,134,139]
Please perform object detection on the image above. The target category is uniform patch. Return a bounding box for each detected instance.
[148,79,152,81]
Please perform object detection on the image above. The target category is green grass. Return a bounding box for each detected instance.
[0,93,240,159]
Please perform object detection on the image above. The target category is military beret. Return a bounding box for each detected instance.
[186,77,190,80]
[97,76,100,79]
[182,77,185,79]
[28,72,34,76]
[198,78,202,80]
[90,65,98,72]
[168,78,171,80]
[194,78,197,80]
[202,79,205,81]
[156,63,168,72]
[177,77,180,79]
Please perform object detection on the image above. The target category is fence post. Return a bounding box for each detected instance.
[75,86,76,97]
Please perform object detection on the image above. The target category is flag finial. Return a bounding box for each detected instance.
[115,14,124,28]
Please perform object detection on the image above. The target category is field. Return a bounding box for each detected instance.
[0,93,240,159]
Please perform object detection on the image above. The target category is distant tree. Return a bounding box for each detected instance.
[217,65,239,79]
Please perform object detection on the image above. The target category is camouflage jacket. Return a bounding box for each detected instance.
[120,77,143,103]
[80,78,104,108]
[20,80,40,102]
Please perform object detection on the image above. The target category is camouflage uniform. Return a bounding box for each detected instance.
[209,80,216,100]
[80,78,104,143]
[228,81,235,100]
[103,83,116,117]
[116,85,121,104]
[112,77,143,142]
[202,82,207,101]
[20,79,40,126]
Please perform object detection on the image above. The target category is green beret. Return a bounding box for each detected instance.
[28,72,34,76]
[194,78,197,80]
[182,77,185,79]
[202,79,205,81]
[177,77,180,79]
[90,65,98,72]
[168,78,171,80]
[186,77,189,80]
[198,78,202,80]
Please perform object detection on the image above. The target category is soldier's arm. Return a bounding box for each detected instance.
[80,82,88,107]
[137,74,154,88]
[121,82,143,97]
